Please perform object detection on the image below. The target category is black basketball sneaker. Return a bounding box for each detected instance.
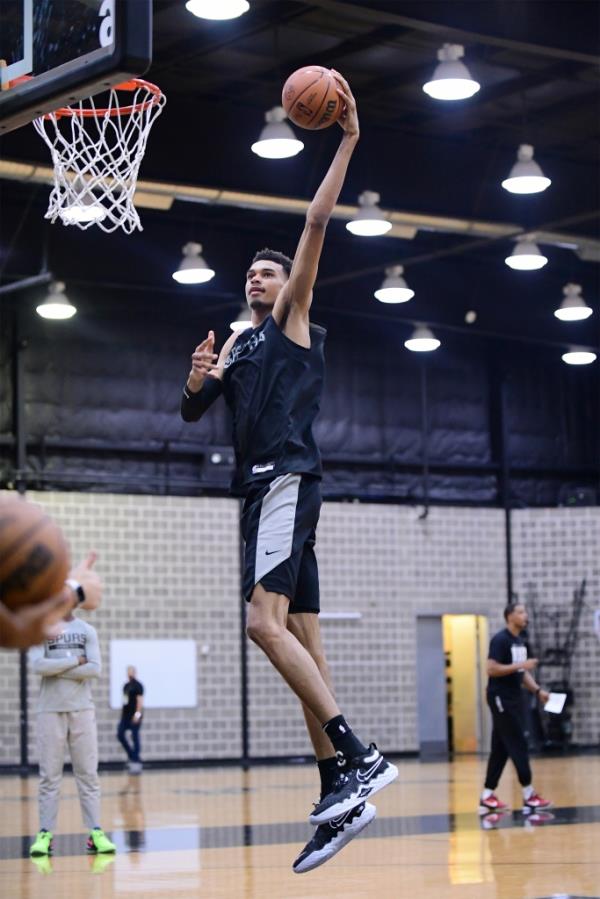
[309,744,398,825]
[293,802,376,873]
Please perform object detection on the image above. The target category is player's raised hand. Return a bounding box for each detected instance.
[331,69,359,139]
[188,331,218,391]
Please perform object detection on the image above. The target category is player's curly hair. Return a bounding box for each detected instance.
[251,248,293,277]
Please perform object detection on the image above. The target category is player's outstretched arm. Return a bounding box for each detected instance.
[274,70,359,329]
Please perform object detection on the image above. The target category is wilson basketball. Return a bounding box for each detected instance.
[0,496,70,610]
[282,66,342,131]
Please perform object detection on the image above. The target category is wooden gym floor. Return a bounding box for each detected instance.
[0,754,598,899]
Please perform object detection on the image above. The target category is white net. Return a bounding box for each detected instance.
[33,80,166,234]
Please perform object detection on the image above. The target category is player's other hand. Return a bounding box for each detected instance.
[523,658,538,671]
[69,552,103,611]
[188,331,218,391]
[331,69,359,140]
[0,593,70,650]
[538,689,550,705]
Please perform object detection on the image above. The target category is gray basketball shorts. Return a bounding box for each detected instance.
[240,473,321,613]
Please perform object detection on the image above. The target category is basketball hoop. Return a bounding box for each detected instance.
[32,79,166,234]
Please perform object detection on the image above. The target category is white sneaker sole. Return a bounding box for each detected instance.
[478,804,509,816]
[309,763,398,825]
[294,803,376,873]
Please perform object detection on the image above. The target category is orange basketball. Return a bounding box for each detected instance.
[0,496,70,610]
[282,65,343,131]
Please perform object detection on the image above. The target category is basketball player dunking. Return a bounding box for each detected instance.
[181,71,397,873]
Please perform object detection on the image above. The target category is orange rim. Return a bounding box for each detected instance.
[45,78,163,119]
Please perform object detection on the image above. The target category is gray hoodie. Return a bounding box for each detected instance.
[29,616,101,713]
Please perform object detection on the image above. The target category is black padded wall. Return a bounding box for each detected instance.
[1,289,597,505]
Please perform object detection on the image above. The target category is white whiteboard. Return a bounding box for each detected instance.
[109,639,197,709]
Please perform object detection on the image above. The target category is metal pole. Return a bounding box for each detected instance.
[19,652,28,775]
[0,272,52,295]
[12,304,29,774]
[419,359,430,518]
[499,378,514,602]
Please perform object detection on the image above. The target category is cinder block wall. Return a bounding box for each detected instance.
[249,503,507,756]
[1,492,598,765]
[512,507,600,745]
[0,492,242,764]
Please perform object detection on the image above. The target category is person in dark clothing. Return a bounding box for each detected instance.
[181,72,396,874]
[117,666,144,774]
[480,602,552,815]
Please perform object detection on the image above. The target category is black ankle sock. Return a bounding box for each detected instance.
[322,715,368,762]
[317,756,341,799]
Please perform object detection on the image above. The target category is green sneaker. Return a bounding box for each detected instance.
[86,828,116,854]
[30,830,53,856]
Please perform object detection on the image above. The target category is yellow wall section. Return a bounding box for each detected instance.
[443,615,488,753]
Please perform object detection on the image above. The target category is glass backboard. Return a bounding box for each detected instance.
[0,0,152,134]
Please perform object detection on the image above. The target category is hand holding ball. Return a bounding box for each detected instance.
[282,66,343,130]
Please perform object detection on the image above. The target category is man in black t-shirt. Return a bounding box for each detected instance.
[480,603,552,816]
[180,74,397,874]
[117,666,144,774]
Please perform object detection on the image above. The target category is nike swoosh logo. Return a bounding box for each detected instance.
[265,549,280,555]
[356,756,383,783]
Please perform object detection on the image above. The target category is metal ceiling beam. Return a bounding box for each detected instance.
[1,157,598,259]
[316,210,600,289]
[0,272,52,295]
[306,0,600,66]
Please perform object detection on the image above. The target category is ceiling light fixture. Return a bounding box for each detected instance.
[422,44,480,101]
[172,242,215,284]
[505,235,548,271]
[36,281,77,320]
[501,144,551,194]
[251,107,304,159]
[374,265,414,303]
[404,325,441,352]
[61,185,107,225]
[230,304,252,331]
[562,346,597,366]
[185,0,250,20]
[554,283,593,321]
[346,191,392,237]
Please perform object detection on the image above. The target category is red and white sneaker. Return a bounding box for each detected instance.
[479,793,508,815]
[522,792,552,813]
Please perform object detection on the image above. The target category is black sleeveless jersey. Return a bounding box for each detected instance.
[222,315,326,495]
